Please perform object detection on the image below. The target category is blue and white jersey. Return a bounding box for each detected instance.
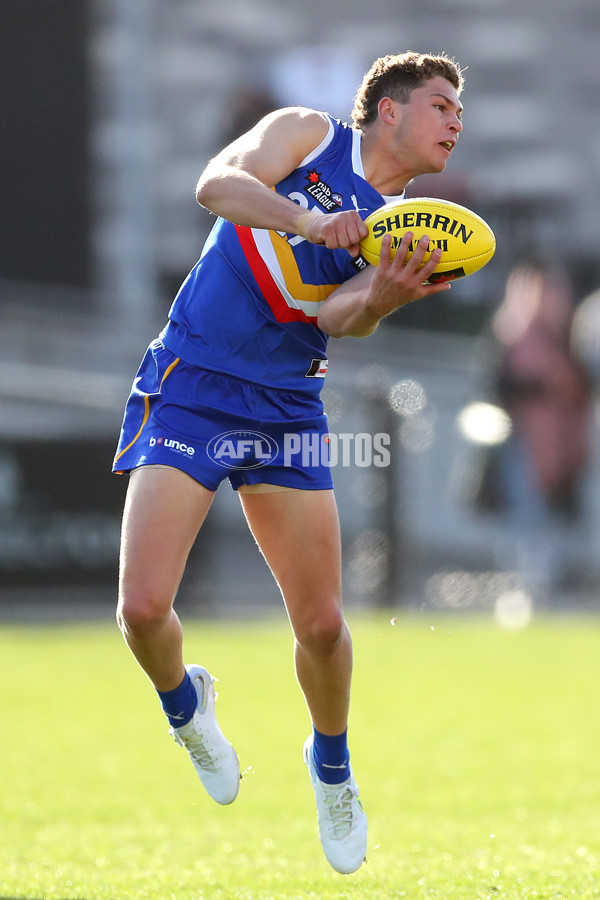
[160,114,403,397]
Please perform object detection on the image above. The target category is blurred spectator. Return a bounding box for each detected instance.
[572,287,600,384]
[482,259,593,599]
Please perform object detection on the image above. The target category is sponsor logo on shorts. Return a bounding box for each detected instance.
[305,358,328,378]
[207,431,279,469]
[149,435,195,457]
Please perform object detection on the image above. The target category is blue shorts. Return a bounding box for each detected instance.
[112,339,334,492]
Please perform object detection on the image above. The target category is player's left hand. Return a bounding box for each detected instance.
[368,232,452,313]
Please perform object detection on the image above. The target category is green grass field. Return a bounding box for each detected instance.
[1,611,600,899]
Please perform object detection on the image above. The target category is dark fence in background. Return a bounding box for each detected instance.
[0,439,122,588]
[0,0,92,293]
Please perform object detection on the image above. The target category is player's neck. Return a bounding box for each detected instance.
[360,130,412,196]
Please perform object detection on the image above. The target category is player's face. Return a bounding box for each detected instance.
[392,76,463,176]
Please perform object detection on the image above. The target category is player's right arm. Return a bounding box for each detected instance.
[196,107,367,255]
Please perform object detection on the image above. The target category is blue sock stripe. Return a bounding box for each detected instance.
[312,727,351,785]
[157,671,197,728]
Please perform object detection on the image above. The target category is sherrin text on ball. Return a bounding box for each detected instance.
[360,197,496,282]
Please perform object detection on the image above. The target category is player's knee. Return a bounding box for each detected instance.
[117,587,172,637]
[295,606,345,657]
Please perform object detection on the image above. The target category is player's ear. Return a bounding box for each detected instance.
[378,97,399,125]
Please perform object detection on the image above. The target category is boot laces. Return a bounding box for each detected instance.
[325,783,359,839]
[171,728,219,773]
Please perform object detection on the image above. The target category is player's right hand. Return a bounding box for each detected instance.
[302,210,369,258]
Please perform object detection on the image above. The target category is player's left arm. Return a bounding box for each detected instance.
[318,233,451,338]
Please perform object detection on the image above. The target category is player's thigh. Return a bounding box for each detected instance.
[119,465,215,608]
[239,487,343,623]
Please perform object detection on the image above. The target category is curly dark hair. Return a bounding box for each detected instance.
[352,51,465,130]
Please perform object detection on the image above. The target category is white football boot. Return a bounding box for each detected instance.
[303,735,368,874]
[170,665,240,805]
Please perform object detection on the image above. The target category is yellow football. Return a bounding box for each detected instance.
[360,197,496,281]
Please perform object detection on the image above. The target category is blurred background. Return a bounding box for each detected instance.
[1,0,600,622]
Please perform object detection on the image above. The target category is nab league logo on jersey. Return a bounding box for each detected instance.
[304,170,343,212]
